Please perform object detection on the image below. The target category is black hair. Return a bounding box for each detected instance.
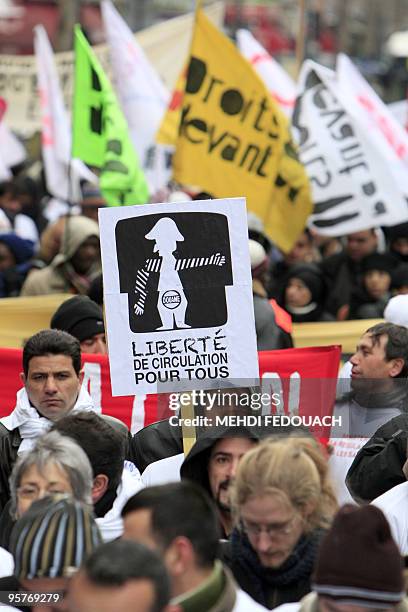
[51,411,125,492]
[122,482,220,569]
[82,540,170,612]
[23,329,81,377]
[366,322,408,378]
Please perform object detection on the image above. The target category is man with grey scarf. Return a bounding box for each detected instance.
[328,322,408,505]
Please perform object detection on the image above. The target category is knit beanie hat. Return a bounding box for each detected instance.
[313,504,404,608]
[391,264,408,290]
[285,263,324,304]
[249,239,268,279]
[384,294,408,327]
[361,253,397,275]
[10,495,102,580]
[51,295,104,342]
[0,232,35,264]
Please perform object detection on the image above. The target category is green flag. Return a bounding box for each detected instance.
[72,25,149,206]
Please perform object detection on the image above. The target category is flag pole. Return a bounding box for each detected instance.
[180,0,203,456]
[296,0,306,76]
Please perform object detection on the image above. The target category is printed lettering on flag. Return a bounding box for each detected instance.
[172,10,312,254]
[292,60,408,236]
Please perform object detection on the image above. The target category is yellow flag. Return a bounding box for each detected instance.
[172,10,312,253]
[156,65,186,146]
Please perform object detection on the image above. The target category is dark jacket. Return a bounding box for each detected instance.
[346,413,408,503]
[128,419,183,473]
[320,252,370,318]
[0,575,30,611]
[0,424,21,513]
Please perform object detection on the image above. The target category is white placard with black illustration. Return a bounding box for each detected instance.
[99,197,259,396]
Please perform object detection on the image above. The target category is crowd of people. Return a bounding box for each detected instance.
[1,165,408,610]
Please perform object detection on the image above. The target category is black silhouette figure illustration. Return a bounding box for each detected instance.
[115,211,233,333]
[134,217,226,330]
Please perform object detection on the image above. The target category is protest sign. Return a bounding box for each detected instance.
[293,60,408,236]
[236,29,296,117]
[99,197,259,396]
[72,26,149,207]
[172,9,312,253]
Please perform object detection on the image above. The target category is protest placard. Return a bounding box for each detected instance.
[99,197,259,396]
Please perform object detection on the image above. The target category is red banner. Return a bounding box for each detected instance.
[0,346,341,434]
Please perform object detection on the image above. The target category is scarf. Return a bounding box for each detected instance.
[346,381,408,411]
[230,527,324,607]
[0,386,98,455]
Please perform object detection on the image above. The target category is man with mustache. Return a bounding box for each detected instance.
[181,428,258,538]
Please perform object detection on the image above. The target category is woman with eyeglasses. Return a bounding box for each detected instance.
[224,437,336,609]
[0,429,93,571]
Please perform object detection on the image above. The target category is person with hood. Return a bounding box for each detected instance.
[355,253,397,319]
[181,428,259,538]
[274,504,407,612]
[224,438,330,609]
[20,214,100,296]
[386,222,408,263]
[279,264,334,323]
[0,232,35,297]
[0,329,98,513]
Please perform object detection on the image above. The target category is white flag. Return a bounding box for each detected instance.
[33,25,97,203]
[388,100,408,130]
[101,0,171,193]
[336,54,408,194]
[236,29,296,117]
[0,122,26,180]
[293,60,408,236]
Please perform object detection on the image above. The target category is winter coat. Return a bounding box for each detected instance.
[20,215,100,296]
[320,252,371,318]
[346,413,408,503]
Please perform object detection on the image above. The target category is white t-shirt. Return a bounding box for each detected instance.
[0,546,13,577]
[141,453,184,487]
[372,481,408,555]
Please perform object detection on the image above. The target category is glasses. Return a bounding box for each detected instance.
[240,514,299,539]
[17,485,67,500]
